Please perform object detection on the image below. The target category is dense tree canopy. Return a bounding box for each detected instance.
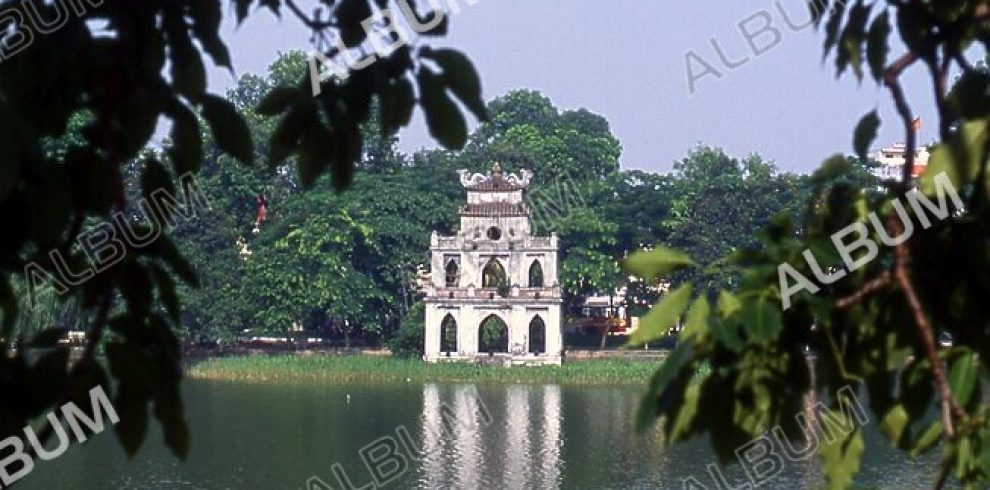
[136,53,844,359]
[624,2,990,488]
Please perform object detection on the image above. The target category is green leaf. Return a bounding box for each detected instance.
[421,48,488,122]
[897,5,930,58]
[948,70,990,120]
[337,0,373,46]
[822,0,846,58]
[108,343,151,457]
[623,247,695,281]
[297,125,333,188]
[154,236,200,287]
[710,317,743,352]
[381,78,415,135]
[836,2,871,79]
[879,404,909,446]
[806,235,844,269]
[635,341,693,431]
[809,0,831,27]
[154,388,190,459]
[166,14,206,100]
[202,94,254,165]
[866,11,890,81]
[141,159,175,208]
[742,295,782,342]
[680,297,710,343]
[948,350,979,407]
[269,100,317,166]
[149,264,181,323]
[256,86,301,116]
[166,102,203,175]
[717,290,742,317]
[899,359,934,420]
[188,0,230,70]
[628,284,692,346]
[954,437,975,479]
[328,122,361,191]
[810,154,855,186]
[920,119,988,194]
[417,67,468,150]
[820,428,864,489]
[910,421,943,456]
[853,110,880,159]
[669,379,702,440]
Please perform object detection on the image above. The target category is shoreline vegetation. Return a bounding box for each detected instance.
[186,355,665,386]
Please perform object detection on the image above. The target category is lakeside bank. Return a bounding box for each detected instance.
[187,354,667,385]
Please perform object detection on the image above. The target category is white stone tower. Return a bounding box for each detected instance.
[422,163,563,365]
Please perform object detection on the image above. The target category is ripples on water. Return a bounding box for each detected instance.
[17,380,946,489]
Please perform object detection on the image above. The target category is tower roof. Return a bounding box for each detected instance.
[458,163,533,191]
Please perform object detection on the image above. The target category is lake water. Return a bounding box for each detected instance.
[17,379,944,489]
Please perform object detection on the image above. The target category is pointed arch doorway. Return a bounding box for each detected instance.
[441,314,457,353]
[478,314,509,353]
[529,316,546,354]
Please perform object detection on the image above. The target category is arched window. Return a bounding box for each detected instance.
[529,316,546,354]
[528,260,544,287]
[445,260,459,287]
[441,314,457,353]
[482,259,507,288]
[478,315,509,353]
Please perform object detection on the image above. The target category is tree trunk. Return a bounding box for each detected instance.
[599,292,615,350]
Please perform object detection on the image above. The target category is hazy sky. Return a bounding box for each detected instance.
[207,0,944,174]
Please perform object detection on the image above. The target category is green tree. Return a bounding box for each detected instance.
[245,198,382,346]
[628,3,990,488]
[463,90,622,184]
[388,301,425,358]
[0,0,485,460]
[664,146,805,293]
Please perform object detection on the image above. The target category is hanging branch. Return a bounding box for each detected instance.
[878,25,970,448]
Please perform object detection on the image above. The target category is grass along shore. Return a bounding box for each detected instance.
[187,355,662,385]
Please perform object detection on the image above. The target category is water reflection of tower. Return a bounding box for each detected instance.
[503,385,531,489]
[419,384,488,489]
[420,384,447,487]
[538,385,563,489]
[453,386,485,489]
[419,384,563,490]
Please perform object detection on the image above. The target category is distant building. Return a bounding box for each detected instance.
[421,164,563,365]
[568,290,628,335]
[873,142,930,180]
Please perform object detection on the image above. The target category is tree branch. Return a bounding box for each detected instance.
[284,0,339,30]
[891,219,965,440]
[883,53,919,185]
[834,271,891,309]
[880,43,967,447]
